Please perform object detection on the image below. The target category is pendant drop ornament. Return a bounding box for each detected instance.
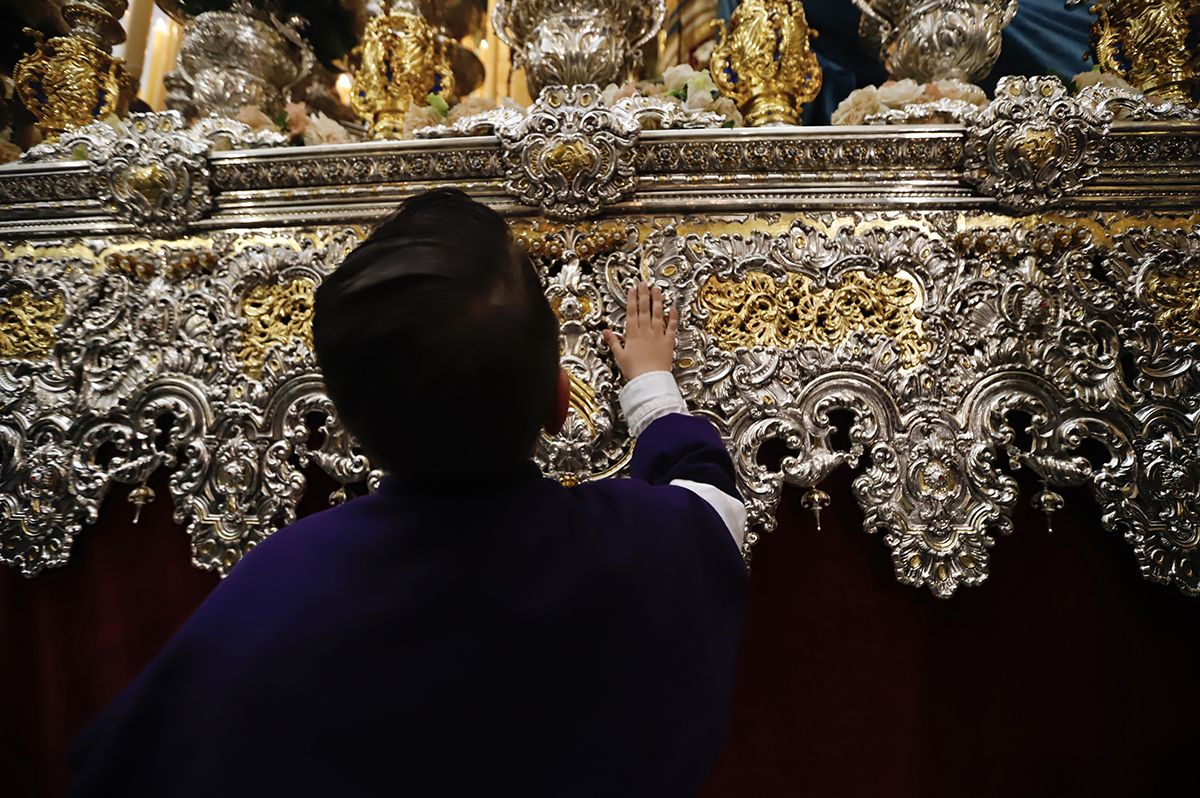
[1031,485,1065,534]
[800,488,831,532]
[129,483,156,525]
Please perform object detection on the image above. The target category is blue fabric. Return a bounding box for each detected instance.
[723,0,1096,124]
[69,414,747,798]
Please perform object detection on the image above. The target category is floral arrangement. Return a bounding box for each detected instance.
[235,101,354,145]
[601,63,743,127]
[1070,68,1135,94]
[398,94,503,139]
[831,78,989,125]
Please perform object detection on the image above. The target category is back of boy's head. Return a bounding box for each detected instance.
[313,188,559,481]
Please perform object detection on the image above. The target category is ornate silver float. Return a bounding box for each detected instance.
[1,75,1199,600]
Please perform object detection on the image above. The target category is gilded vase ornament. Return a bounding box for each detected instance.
[163,1,316,119]
[13,0,134,139]
[492,0,666,97]
[1069,0,1200,106]
[709,0,823,126]
[351,1,455,139]
[851,0,1018,83]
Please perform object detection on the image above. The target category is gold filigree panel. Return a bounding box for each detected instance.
[1144,269,1200,343]
[698,270,930,368]
[237,279,316,378]
[0,292,65,360]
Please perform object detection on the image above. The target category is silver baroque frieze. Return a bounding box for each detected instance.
[21,112,287,238]
[2,211,1199,600]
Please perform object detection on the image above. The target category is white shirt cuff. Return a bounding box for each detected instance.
[618,371,688,438]
[670,479,747,549]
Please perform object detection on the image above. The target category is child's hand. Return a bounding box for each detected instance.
[603,281,679,381]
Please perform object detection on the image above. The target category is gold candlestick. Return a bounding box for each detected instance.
[14,0,134,139]
[1081,0,1199,106]
[350,1,455,139]
[709,0,823,126]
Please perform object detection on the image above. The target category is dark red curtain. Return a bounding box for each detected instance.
[3,469,1197,797]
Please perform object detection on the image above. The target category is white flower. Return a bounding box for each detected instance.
[877,78,924,108]
[693,39,716,68]
[681,70,715,104]
[303,111,350,145]
[662,64,698,93]
[448,95,497,124]
[923,79,988,106]
[831,86,884,125]
[711,96,743,127]
[100,113,129,135]
[399,104,443,138]
[601,82,639,106]
[1072,69,1135,93]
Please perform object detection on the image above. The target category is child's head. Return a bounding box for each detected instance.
[314,189,564,481]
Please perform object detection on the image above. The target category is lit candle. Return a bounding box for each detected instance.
[144,18,170,109]
[335,73,353,107]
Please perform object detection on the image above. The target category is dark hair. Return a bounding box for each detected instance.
[313,189,559,480]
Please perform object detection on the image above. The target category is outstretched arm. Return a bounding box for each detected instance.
[604,282,746,547]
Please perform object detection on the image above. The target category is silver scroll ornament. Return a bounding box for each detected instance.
[21,112,287,238]
[3,210,1199,601]
[492,85,724,221]
[962,76,1108,212]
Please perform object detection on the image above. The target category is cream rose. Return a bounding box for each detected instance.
[1072,69,1135,93]
[877,78,924,108]
[448,95,497,124]
[303,111,350,145]
[711,96,743,127]
[399,104,443,139]
[831,86,884,125]
[662,64,697,93]
[284,102,309,136]
[923,79,988,106]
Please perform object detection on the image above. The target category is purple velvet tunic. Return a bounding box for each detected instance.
[70,413,747,797]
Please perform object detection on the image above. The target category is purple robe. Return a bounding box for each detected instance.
[69,413,747,797]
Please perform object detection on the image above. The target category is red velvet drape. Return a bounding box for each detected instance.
[3,469,1197,797]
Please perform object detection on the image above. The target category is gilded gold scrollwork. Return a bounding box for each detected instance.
[1078,0,1200,106]
[350,6,455,139]
[697,270,930,368]
[0,292,65,360]
[14,30,132,140]
[710,0,823,126]
[237,279,316,378]
[1143,268,1200,343]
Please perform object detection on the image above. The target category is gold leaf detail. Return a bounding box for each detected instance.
[1144,269,1200,343]
[237,279,315,378]
[0,292,65,360]
[698,270,930,367]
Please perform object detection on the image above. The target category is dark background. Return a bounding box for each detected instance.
[3,466,1197,797]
